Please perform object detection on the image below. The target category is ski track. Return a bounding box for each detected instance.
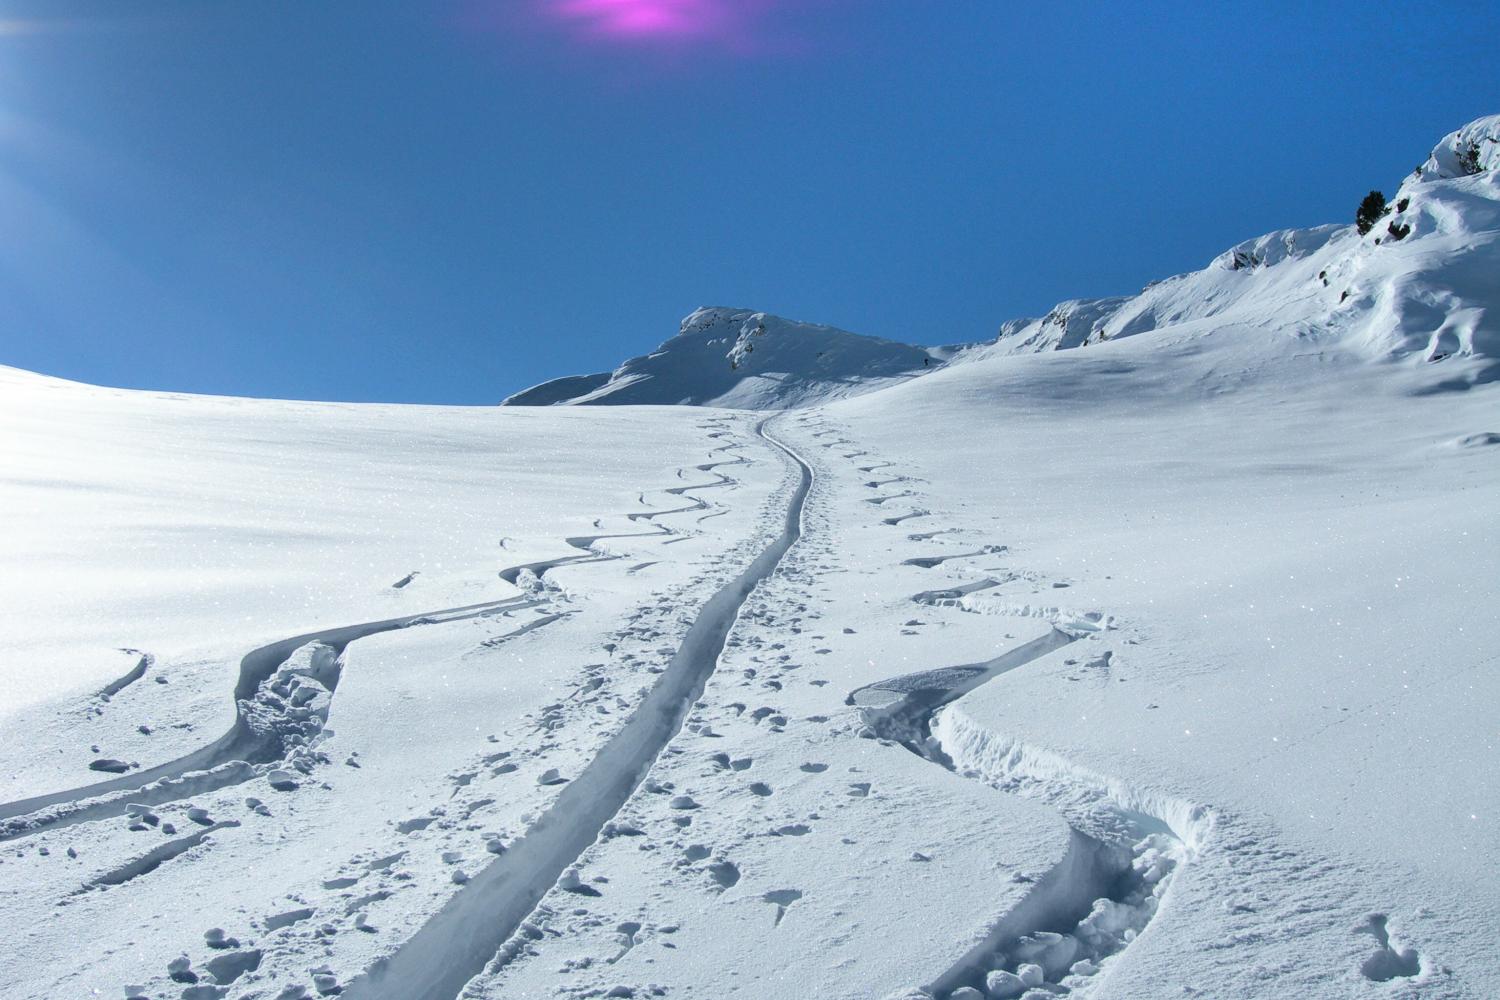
[910,578,1008,606]
[8,416,1200,1000]
[0,431,758,845]
[97,650,153,701]
[831,438,1191,1000]
[75,820,242,894]
[0,598,554,842]
[902,547,1004,569]
[338,417,811,1000]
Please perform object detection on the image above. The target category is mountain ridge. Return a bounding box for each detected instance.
[506,115,1498,409]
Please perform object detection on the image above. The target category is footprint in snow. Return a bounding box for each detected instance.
[708,859,741,889]
[763,889,803,926]
[395,814,437,835]
[1358,914,1422,981]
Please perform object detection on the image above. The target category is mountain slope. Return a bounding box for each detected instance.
[968,115,1500,388]
[503,307,941,409]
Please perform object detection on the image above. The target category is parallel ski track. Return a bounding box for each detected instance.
[339,418,811,1000]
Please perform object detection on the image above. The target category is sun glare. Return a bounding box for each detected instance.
[0,19,66,37]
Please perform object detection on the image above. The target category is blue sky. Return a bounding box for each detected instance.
[0,1,1493,403]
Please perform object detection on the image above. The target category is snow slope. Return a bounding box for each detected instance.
[0,372,1087,1000]
[822,321,1499,999]
[1,116,1497,1000]
[503,306,942,409]
[0,365,761,759]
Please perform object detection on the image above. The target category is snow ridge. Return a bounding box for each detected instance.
[505,116,1498,409]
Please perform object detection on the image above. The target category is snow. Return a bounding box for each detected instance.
[819,297,1499,994]
[1,116,1497,1000]
[503,306,941,409]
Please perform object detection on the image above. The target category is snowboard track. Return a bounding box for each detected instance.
[338,417,811,1000]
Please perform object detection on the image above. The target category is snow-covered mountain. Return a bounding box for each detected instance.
[512,116,1499,409]
[971,115,1499,383]
[503,307,943,409]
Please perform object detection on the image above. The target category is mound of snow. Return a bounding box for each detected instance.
[1416,113,1500,180]
[503,307,941,409]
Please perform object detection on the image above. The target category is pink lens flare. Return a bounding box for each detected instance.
[556,0,730,39]
[460,0,847,63]
[543,0,800,49]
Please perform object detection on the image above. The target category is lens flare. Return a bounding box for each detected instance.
[544,0,784,47]
[557,0,720,38]
[461,0,839,62]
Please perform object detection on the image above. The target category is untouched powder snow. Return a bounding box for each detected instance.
[503,306,943,409]
[0,116,1497,1000]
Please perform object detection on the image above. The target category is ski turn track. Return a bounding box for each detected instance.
[842,536,1202,995]
[0,597,544,841]
[0,434,757,843]
[340,417,812,1000]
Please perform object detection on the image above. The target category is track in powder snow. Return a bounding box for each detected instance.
[0,435,757,844]
[845,514,1187,997]
[1,416,1183,999]
[340,418,812,1000]
[0,597,546,841]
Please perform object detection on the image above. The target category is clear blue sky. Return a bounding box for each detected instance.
[0,1,1492,403]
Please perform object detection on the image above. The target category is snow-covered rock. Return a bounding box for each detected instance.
[503,307,941,409]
